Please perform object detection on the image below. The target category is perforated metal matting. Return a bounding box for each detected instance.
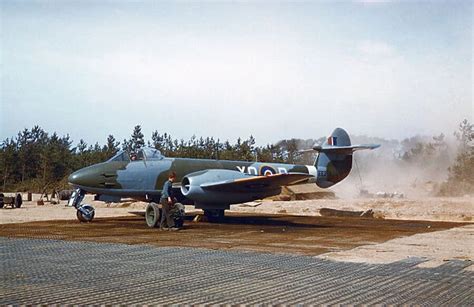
[1,237,472,305]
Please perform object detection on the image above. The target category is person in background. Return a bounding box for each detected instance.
[160,171,179,231]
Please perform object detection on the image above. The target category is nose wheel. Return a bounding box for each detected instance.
[69,189,96,222]
[76,204,95,222]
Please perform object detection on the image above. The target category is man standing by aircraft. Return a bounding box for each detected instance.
[160,171,179,231]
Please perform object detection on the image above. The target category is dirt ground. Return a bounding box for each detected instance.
[0,213,464,256]
[1,193,472,265]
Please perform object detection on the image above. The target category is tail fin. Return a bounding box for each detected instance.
[313,128,380,188]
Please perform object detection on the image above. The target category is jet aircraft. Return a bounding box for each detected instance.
[68,128,379,226]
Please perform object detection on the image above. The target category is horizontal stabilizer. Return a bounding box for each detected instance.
[299,144,380,155]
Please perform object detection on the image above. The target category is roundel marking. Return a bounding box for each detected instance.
[259,165,276,176]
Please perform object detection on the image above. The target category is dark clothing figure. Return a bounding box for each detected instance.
[161,179,173,200]
[160,198,174,229]
[160,180,175,229]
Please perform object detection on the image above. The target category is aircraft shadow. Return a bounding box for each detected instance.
[183,213,332,229]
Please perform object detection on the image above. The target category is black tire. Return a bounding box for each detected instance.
[145,202,161,228]
[204,209,225,223]
[76,204,95,222]
[171,202,185,228]
[14,193,22,208]
[0,193,4,209]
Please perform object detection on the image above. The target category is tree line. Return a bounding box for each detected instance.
[0,121,472,195]
[0,125,317,192]
[438,119,474,195]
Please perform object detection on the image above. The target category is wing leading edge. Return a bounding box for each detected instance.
[200,173,313,192]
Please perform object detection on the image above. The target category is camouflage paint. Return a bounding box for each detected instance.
[68,128,379,207]
[68,155,317,198]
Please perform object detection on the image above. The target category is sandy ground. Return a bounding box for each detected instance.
[232,197,474,222]
[0,194,196,224]
[1,193,472,266]
[319,224,474,267]
[0,195,144,224]
[2,193,472,225]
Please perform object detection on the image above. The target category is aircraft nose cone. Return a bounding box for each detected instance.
[68,169,87,187]
[68,165,101,188]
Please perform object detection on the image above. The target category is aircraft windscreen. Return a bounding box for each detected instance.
[141,147,164,160]
[107,150,130,162]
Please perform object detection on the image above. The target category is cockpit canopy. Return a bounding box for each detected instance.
[107,147,164,162]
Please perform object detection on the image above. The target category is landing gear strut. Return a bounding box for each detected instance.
[68,188,95,222]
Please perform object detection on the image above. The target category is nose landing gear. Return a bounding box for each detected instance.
[77,204,95,222]
[68,188,95,222]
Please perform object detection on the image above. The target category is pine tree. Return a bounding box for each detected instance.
[439,119,474,195]
[130,125,145,152]
[0,138,17,190]
[105,135,120,158]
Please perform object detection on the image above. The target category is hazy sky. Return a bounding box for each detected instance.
[1,0,472,146]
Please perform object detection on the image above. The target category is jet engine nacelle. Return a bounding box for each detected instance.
[180,169,278,204]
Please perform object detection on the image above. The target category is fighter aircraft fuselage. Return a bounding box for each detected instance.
[67,128,380,223]
[69,154,316,201]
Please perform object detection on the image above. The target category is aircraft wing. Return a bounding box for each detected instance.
[200,173,313,192]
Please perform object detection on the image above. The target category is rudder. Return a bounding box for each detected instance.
[315,128,353,188]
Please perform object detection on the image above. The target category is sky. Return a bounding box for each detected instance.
[1,0,472,146]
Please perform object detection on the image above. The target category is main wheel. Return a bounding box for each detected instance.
[76,204,95,222]
[145,202,161,228]
[204,209,225,223]
[14,193,22,208]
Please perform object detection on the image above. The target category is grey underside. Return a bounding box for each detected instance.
[1,238,472,305]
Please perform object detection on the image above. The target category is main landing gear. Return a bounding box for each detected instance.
[68,188,95,222]
[203,209,225,222]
